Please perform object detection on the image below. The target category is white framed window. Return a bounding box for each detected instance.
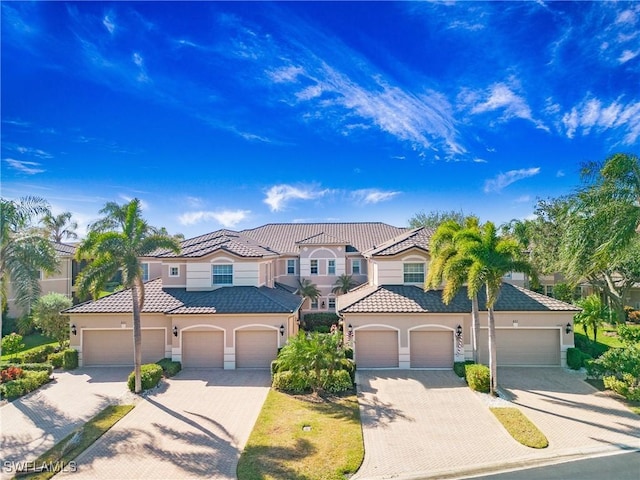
[212,264,233,285]
[141,263,149,282]
[403,263,425,283]
[310,259,318,275]
[287,259,296,275]
[328,297,336,309]
[169,266,180,277]
[328,259,336,275]
[352,259,361,275]
[311,298,318,309]
[545,285,554,297]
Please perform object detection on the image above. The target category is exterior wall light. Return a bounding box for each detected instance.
[173,326,178,337]
[565,322,572,334]
[348,324,353,334]
[71,324,77,336]
[455,324,462,338]
[280,324,285,336]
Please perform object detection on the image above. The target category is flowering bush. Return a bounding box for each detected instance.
[0,366,24,383]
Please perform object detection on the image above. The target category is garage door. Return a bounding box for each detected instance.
[355,330,398,368]
[478,329,560,366]
[182,330,224,368]
[236,330,277,368]
[83,329,165,366]
[410,330,453,368]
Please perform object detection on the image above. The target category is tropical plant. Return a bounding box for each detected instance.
[426,217,481,362]
[40,211,78,243]
[0,197,58,317]
[75,199,180,393]
[574,294,614,343]
[331,274,357,295]
[408,209,472,229]
[1,333,24,361]
[32,292,73,348]
[457,222,535,395]
[296,278,321,308]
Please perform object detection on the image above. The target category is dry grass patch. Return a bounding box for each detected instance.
[490,407,548,449]
[237,389,363,480]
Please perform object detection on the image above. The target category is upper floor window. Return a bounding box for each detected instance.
[287,259,296,275]
[311,298,318,309]
[169,266,180,277]
[310,259,318,275]
[352,259,361,275]
[328,259,336,275]
[403,263,425,283]
[328,297,336,309]
[141,263,149,282]
[212,264,233,285]
[544,285,554,297]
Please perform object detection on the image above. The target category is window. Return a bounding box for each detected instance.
[328,259,336,275]
[141,263,149,282]
[328,297,336,309]
[169,266,179,277]
[403,263,425,283]
[311,298,318,309]
[212,264,233,285]
[310,259,318,275]
[352,259,361,275]
[287,259,296,275]
[545,285,554,297]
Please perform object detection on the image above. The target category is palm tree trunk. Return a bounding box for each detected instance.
[131,283,143,394]
[471,294,480,363]
[487,285,498,396]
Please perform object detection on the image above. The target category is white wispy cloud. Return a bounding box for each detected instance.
[102,13,115,34]
[179,209,250,228]
[267,65,304,83]
[515,195,531,203]
[186,196,204,208]
[3,158,45,175]
[351,189,401,205]
[484,167,540,193]
[619,49,639,64]
[556,170,565,177]
[263,184,329,212]
[562,96,640,144]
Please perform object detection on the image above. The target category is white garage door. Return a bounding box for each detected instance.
[479,329,560,366]
[410,330,454,368]
[355,330,399,368]
[182,330,224,368]
[83,329,165,366]
[236,330,278,368]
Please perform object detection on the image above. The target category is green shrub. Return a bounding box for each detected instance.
[340,358,356,383]
[270,359,282,376]
[312,325,331,333]
[272,370,311,394]
[466,364,490,393]
[344,347,353,360]
[1,366,24,382]
[319,369,353,393]
[574,334,609,358]
[0,370,51,399]
[63,349,79,370]
[19,363,54,374]
[16,315,36,336]
[302,313,339,331]
[604,374,640,401]
[454,361,475,378]
[2,333,24,360]
[566,348,583,370]
[1,317,18,336]
[20,344,57,364]
[48,351,65,368]
[127,364,163,392]
[156,358,181,377]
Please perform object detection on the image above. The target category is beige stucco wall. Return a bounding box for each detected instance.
[161,261,187,287]
[370,249,429,286]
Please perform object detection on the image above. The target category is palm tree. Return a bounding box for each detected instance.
[426,217,482,362]
[574,294,613,343]
[458,222,535,395]
[0,196,58,315]
[75,199,180,393]
[40,211,78,243]
[331,274,357,295]
[296,278,321,308]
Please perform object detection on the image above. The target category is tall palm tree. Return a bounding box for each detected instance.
[296,278,321,309]
[40,211,78,243]
[458,222,535,395]
[426,217,482,362]
[0,197,58,315]
[75,199,180,393]
[331,273,357,295]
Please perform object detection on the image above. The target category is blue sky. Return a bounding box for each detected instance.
[2,1,639,239]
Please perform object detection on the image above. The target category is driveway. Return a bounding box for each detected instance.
[1,367,131,480]
[56,369,271,480]
[354,368,640,480]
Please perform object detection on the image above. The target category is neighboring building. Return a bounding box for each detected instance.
[66,223,579,369]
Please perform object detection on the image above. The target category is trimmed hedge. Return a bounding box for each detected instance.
[48,351,65,368]
[0,370,51,399]
[63,349,78,370]
[567,347,592,370]
[20,363,54,374]
[19,344,57,364]
[302,313,339,331]
[319,369,353,393]
[127,364,163,392]
[272,369,353,394]
[156,358,181,377]
[454,361,475,378]
[465,364,490,393]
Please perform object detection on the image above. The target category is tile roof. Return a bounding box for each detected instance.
[52,242,76,256]
[65,278,303,315]
[295,232,348,245]
[363,227,434,257]
[338,282,581,314]
[158,230,277,258]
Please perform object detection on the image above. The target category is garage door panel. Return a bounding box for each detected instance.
[182,331,224,368]
[478,329,560,366]
[356,330,398,368]
[83,329,165,366]
[410,331,453,368]
[236,330,277,368]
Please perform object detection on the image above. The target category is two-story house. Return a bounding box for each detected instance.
[66,223,579,369]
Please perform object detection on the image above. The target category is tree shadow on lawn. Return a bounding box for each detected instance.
[238,438,316,480]
[298,393,361,424]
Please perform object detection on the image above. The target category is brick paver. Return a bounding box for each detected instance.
[0,367,131,480]
[354,368,640,480]
[56,369,270,480]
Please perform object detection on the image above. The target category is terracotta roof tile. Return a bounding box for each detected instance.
[158,230,277,258]
[296,232,348,245]
[52,242,76,256]
[363,227,434,257]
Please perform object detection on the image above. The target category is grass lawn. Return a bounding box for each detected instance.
[16,404,134,480]
[490,407,548,448]
[1,332,56,361]
[237,390,364,480]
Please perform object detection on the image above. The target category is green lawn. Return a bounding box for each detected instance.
[490,407,549,448]
[237,390,364,480]
[1,332,56,361]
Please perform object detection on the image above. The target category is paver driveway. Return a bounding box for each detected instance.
[56,369,271,480]
[1,367,131,480]
[354,369,640,480]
